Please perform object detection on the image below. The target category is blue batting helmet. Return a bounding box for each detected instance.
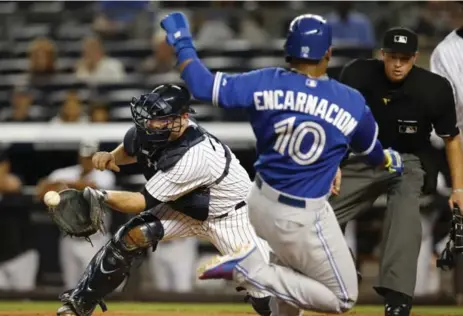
[284,14,332,61]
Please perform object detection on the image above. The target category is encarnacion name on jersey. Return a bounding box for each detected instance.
[254,90,358,136]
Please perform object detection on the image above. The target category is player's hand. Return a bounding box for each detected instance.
[330,167,342,196]
[449,190,463,215]
[92,151,120,172]
[160,12,193,49]
[383,148,403,174]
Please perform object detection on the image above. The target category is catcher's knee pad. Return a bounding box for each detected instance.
[114,212,165,252]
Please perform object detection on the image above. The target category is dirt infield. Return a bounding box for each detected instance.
[0,312,460,316]
[0,302,460,316]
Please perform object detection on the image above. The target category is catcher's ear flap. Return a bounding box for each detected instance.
[83,187,111,235]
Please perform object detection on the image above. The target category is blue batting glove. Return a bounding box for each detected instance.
[160,12,194,51]
[384,148,404,174]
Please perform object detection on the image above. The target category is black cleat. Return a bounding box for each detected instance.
[56,303,77,316]
[385,303,411,316]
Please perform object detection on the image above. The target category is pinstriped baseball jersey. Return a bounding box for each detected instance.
[145,121,251,218]
[140,120,271,299]
[430,29,463,129]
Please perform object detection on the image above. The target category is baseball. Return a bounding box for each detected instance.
[44,191,61,207]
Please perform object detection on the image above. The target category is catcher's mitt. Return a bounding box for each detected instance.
[437,205,463,270]
[46,187,110,239]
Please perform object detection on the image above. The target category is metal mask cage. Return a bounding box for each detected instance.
[130,93,185,145]
[131,94,182,130]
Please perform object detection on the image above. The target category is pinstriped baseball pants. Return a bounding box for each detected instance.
[151,203,271,298]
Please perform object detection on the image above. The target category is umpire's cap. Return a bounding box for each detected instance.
[284,14,332,61]
[382,27,418,54]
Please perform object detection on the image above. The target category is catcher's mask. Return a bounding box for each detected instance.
[130,84,195,145]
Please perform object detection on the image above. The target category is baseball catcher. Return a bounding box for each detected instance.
[49,84,272,316]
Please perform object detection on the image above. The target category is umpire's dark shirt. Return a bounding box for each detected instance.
[339,59,459,155]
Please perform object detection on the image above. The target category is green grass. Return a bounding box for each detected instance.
[0,301,461,314]
[0,301,253,312]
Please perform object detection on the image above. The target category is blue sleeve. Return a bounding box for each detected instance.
[349,105,385,166]
[181,59,263,109]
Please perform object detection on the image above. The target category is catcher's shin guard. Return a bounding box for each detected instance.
[59,212,164,316]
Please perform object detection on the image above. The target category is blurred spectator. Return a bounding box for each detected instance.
[36,141,115,289]
[326,2,376,47]
[138,32,175,74]
[50,91,88,123]
[93,0,151,39]
[89,102,110,123]
[0,149,22,194]
[238,11,270,47]
[195,12,235,47]
[2,87,36,122]
[27,37,57,85]
[149,238,198,293]
[0,147,39,291]
[75,36,126,84]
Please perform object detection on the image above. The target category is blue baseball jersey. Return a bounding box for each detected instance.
[208,67,379,198]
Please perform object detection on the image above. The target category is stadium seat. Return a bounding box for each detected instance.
[332,45,373,59]
[0,90,10,108]
[104,39,152,59]
[248,56,287,70]
[110,106,132,121]
[0,41,10,58]
[55,23,93,41]
[0,58,29,74]
[189,104,221,122]
[105,88,145,107]
[11,42,30,58]
[118,57,141,73]
[58,41,82,58]
[0,1,17,15]
[30,74,86,92]
[10,24,51,42]
[202,57,249,72]
[198,39,276,59]
[47,89,91,107]
[0,74,28,91]
[92,74,144,93]
[145,72,183,89]
[56,57,78,73]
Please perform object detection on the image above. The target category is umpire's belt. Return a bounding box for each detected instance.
[255,174,308,209]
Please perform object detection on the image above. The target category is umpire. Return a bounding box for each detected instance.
[330,27,463,316]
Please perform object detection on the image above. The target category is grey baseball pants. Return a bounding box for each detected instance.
[329,154,425,298]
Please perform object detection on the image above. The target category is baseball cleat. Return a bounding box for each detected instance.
[56,304,78,316]
[197,244,256,281]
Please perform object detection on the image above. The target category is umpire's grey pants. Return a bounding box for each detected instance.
[329,154,425,298]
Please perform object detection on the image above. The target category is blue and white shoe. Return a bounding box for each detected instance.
[197,244,256,281]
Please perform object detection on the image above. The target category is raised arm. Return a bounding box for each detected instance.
[160,12,262,109]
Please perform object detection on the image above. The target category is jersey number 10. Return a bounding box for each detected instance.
[273,116,326,165]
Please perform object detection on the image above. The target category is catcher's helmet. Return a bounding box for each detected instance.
[131,84,195,144]
[284,14,332,62]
